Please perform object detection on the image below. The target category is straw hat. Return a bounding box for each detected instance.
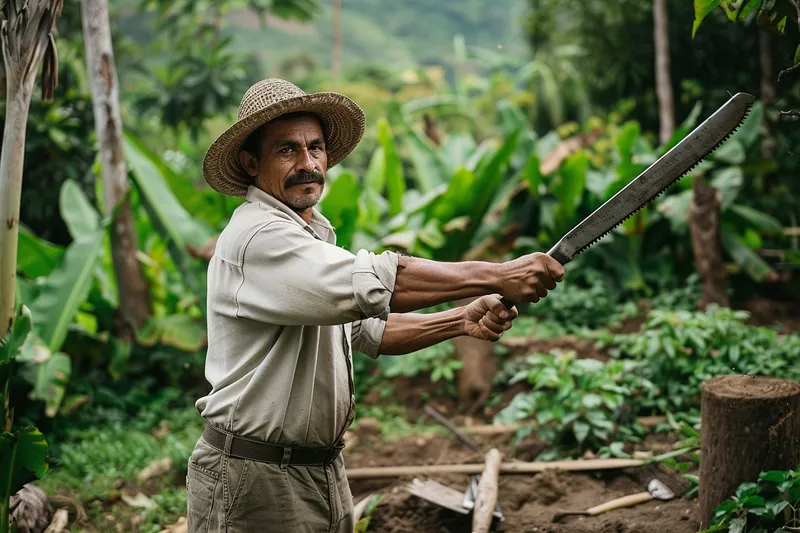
[202,78,366,198]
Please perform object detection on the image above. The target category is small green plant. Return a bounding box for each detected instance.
[382,341,463,383]
[494,351,652,455]
[0,305,49,533]
[699,466,800,533]
[597,305,800,414]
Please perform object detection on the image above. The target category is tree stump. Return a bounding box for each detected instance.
[698,375,800,529]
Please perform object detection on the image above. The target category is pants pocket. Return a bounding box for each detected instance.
[186,459,220,533]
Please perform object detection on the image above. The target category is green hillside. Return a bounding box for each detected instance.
[115,0,531,77]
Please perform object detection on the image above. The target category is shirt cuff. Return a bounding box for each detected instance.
[352,249,398,320]
[351,318,386,359]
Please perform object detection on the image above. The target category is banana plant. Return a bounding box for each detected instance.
[657,101,781,282]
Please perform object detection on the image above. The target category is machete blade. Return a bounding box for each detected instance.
[547,91,755,264]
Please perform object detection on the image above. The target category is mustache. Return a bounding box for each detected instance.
[284,171,324,188]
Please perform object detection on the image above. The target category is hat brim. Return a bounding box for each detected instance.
[202,92,366,198]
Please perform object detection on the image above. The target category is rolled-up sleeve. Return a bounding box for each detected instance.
[235,220,399,326]
[351,317,387,358]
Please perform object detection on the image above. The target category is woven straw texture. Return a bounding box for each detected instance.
[202,78,366,198]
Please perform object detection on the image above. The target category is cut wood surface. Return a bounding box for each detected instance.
[472,448,502,533]
[346,458,645,479]
[698,375,800,529]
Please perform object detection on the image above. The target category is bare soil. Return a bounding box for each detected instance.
[344,429,700,533]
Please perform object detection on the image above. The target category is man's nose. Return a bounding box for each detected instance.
[295,148,316,172]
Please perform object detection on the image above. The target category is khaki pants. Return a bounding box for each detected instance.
[185,437,354,533]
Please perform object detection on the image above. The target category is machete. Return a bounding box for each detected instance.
[502,91,755,310]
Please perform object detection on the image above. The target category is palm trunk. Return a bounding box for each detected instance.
[0,78,36,335]
[81,0,151,337]
[332,0,342,83]
[653,0,674,145]
[759,26,777,159]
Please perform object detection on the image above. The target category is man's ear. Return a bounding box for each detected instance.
[239,151,259,177]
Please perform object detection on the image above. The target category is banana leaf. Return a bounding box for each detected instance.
[124,132,215,251]
[721,228,777,282]
[16,226,64,280]
[29,230,105,352]
[0,426,48,499]
[60,179,100,239]
[319,172,360,250]
[377,120,406,217]
[402,128,447,193]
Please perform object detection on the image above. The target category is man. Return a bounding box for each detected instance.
[187,78,564,533]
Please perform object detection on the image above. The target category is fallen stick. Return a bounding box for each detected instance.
[424,404,481,452]
[459,423,524,436]
[472,449,502,533]
[346,458,645,479]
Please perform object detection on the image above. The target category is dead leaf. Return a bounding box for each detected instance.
[159,516,188,533]
[137,457,173,482]
[121,492,156,510]
[43,508,69,533]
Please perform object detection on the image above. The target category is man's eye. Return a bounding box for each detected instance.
[310,145,323,151]
[280,147,292,153]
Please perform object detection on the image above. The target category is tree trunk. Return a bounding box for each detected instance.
[759,25,777,159]
[81,0,151,338]
[689,175,729,309]
[698,375,800,529]
[653,0,674,145]
[331,0,341,83]
[452,298,496,417]
[0,79,36,335]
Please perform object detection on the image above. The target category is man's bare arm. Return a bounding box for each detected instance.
[388,253,566,314]
[377,295,517,355]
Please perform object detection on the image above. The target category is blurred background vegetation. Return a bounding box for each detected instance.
[1,0,799,530]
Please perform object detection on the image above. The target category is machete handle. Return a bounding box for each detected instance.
[500,244,570,311]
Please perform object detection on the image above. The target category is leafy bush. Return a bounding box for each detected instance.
[494,351,652,454]
[382,341,463,383]
[597,305,800,414]
[700,466,800,533]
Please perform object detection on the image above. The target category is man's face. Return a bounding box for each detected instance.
[240,114,328,213]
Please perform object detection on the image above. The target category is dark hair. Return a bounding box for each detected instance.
[239,111,325,158]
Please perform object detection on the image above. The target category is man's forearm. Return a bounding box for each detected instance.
[389,255,503,313]
[377,308,467,355]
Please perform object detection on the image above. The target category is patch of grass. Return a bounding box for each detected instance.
[75,485,187,533]
[36,405,203,502]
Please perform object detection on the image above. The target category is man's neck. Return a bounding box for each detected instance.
[296,208,313,225]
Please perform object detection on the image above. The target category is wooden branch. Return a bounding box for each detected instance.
[346,458,645,479]
[460,423,525,436]
[424,404,481,452]
[784,227,800,237]
[778,109,800,118]
[472,449,502,533]
[353,494,376,522]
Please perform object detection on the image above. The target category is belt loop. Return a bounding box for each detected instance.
[223,432,233,456]
[280,446,291,471]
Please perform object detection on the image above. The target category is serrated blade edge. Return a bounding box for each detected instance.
[549,92,756,263]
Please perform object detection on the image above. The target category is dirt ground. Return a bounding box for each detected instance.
[344,428,700,533]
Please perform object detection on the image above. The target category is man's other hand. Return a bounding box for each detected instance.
[464,295,519,342]
[497,252,565,303]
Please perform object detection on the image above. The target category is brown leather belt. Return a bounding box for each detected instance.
[202,424,344,466]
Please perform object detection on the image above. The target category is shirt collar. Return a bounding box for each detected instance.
[245,185,335,243]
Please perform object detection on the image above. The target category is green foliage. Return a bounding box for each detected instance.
[0,305,49,533]
[699,466,800,533]
[382,341,463,383]
[494,351,651,455]
[597,306,800,414]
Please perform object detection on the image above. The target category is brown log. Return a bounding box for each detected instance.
[698,375,800,529]
[345,458,645,479]
[689,176,730,309]
[472,448,502,533]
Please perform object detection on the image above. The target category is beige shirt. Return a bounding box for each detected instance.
[196,185,399,447]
